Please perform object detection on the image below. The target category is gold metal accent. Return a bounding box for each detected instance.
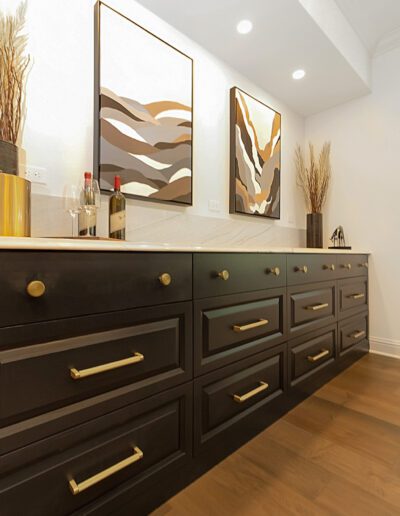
[70,352,144,380]
[349,330,366,340]
[359,262,368,268]
[0,173,31,237]
[69,446,144,495]
[295,265,308,273]
[342,263,352,270]
[233,319,269,333]
[267,267,280,276]
[233,381,269,403]
[305,302,329,311]
[158,273,172,286]
[307,349,330,363]
[217,270,230,281]
[26,280,46,298]
[323,264,335,271]
[349,293,365,300]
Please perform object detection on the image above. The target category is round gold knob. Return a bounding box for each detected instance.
[26,280,46,298]
[342,263,352,270]
[295,265,308,273]
[159,273,172,287]
[267,267,280,276]
[324,264,335,271]
[218,270,230,281]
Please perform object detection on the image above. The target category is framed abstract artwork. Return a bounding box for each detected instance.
[230,87,281,219]
[94,2,193,205]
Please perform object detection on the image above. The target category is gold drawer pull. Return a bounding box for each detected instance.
[159,272,172,286]
[266,267,280,276]
[26,280,46,298]
[233,319,269,333]
[295,265,308,273]
[323,264,335,271]
[70,352,144,380]
[359,262,368,268]
[233,381,269,403]
[307,349,330,363]
[349,330,366,340]
[349,293,365,300]
[342,263,352,270]
[217,269,230,281]
[305,302,329,311]
[69,446,144,495]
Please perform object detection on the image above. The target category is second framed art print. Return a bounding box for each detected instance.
[230,87,281,219]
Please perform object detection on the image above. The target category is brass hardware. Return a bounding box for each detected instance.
[70,352,144,380]
[26,280,46,298]
[0,173,31,237]
[158,273,172,286]
[323,264,335,271]
[349,330,366,340]
[307,349,330,363]
[233,381,269,403]
[295,265,308,273]
[359,262,368,268]
[233,319,269,333]
[217,269,230,281]
[266,267,280,276]
[349,293,365,300]
[305,302,329,311]
[342,263,352,270]
[69,446,143,495]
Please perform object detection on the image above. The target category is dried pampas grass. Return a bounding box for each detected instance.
[295,142,331,213]
[0,1,30,145]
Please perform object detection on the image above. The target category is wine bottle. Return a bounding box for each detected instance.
[109,175,126,240]
[78,172,97,237]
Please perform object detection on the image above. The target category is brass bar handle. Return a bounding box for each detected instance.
[342,263,352,270]
[305,302,329,311]
[349,293,365,300]
[266,267,280,276]
[233,381,269,403]
[159,273,172,286]
[70,352,144,380]
[26,280,46,298]
[69,446,144,495]
[349,330,366,340]
[307,349,330,363]
[295,265,308,273]
[323,264,335,271]
[233,318,269,333]
[217,269,230,281]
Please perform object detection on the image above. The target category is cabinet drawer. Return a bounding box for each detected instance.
[287,254,337,285]
[0,251,192,327]
[339,312,368,356]
[338,277,368,319]
[0,384,192,516]
[289,325,336,386]
[193,253,286,298]
[0,302,192,427]
[194,289,286,375]
[336,254,368,279]
[194,345,286,451]
[288,281,336,338]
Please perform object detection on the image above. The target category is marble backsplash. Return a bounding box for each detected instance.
[32,194,306,248]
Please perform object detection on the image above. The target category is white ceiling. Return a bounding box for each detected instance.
[336,0,400,54]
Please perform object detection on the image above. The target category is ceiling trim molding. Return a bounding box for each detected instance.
[374,26,400,57]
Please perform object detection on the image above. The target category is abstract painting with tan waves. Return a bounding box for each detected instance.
[230,87,281,218]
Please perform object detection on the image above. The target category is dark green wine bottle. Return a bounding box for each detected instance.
[109,175,126,240]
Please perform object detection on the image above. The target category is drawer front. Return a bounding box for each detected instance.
[0,251,192,327]
[336,254,368,279]
[194,345,286,451]
[339,312,368,355]
[194,289,286,375]
[338,277,368,319]
[0,384,192,516]
[287,254,337,285]
[288,281,336,338]
[0,303,192,426]
[193,253,286,299]
[289,325,337,386]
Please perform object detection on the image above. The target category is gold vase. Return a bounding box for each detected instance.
[0,173,31,237]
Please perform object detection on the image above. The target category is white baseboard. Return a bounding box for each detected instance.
[369,336,400,359]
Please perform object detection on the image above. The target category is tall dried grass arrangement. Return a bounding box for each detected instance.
[0,1,30,145]
[295,142,331,213]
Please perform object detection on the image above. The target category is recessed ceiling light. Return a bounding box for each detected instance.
[292,69,306,80]
[237,20,253,35]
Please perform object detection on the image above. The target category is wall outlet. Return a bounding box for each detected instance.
[25,166,48,185]
[208,199,221,213]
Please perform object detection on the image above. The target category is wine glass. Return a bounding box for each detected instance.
[63,184,81,237]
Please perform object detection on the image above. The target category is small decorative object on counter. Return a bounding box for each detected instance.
[109,175,126,240]
[329,225,351,249]
[78,172,100,237]
[295,142,331,248]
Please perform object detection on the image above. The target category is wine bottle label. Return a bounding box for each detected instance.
[78,209,97,236]
[110,210,126,234]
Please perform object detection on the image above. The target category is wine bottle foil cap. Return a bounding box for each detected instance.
[114,175,121,189]
[84,172,92,179]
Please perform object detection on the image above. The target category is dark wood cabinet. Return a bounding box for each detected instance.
[338,311,369,356]
[338,277,368,319]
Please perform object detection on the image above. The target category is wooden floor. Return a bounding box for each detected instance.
[153,354,400,516]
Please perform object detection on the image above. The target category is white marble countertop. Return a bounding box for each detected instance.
[0,237,369,254]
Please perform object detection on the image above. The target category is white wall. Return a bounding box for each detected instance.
[306,47,400,357]
[0,0,306,243]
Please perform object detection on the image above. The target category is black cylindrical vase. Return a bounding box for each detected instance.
[0,140,18,175]
[307,213,323,248]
